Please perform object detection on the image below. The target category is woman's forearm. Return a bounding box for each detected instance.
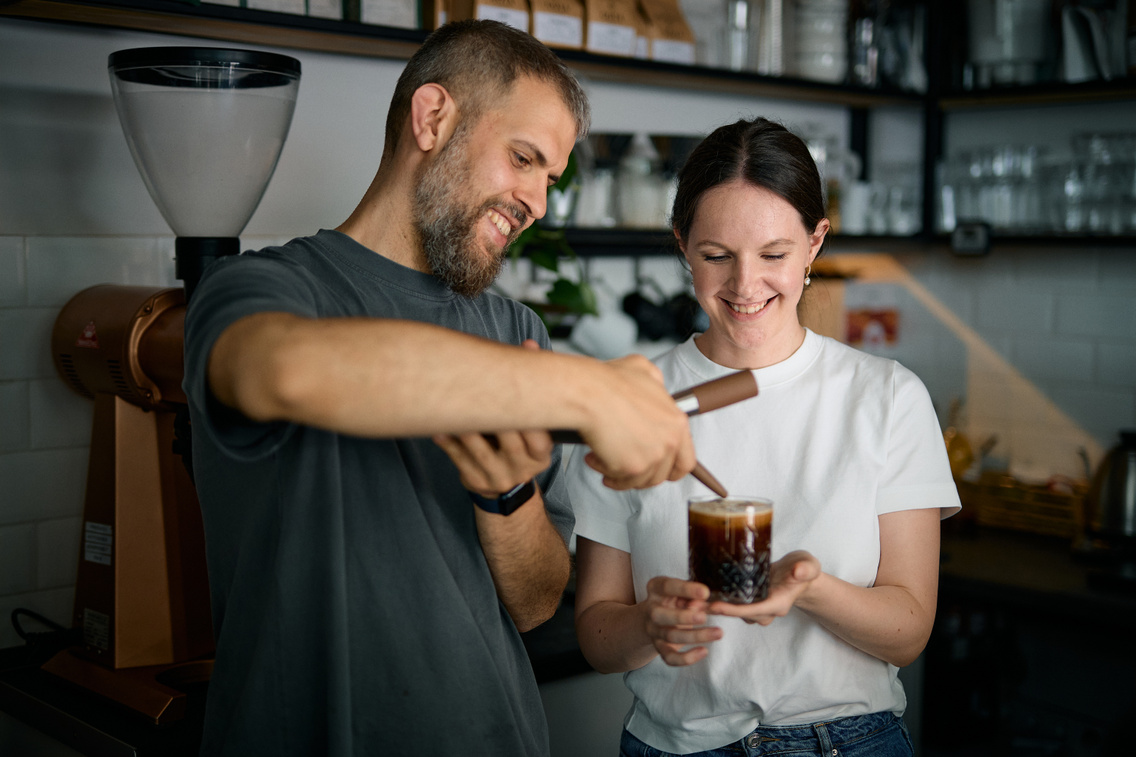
[575,600,657,674]
[794,571,936,667]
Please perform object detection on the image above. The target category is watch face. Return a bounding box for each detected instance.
[497,480,536,516]
[470,480,535,516]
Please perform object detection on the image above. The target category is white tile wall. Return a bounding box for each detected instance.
[1099,252,1136,294]
[0,449,88,525]
[1011,337,1094,384]
[974,284,1057,333]
[29,379,93,450]
[0,382,29,452]
[0,308,59,380]
[1056,292,1136,340]
[25,237,176,307]
[0,236,26,307]
[36,516,81,590]
[1008,247,1101,294]
[1099,345,1136,387]
[0,523,35,595]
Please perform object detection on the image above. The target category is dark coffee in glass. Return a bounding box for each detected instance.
[688,496,772,604]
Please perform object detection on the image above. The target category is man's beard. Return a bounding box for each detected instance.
[413,126,529,298]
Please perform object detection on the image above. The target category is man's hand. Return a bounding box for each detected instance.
[433,338,553,497]
[433,429,552,497]
[579,355,696,491]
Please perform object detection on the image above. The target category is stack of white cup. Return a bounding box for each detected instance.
[793,0,848,83]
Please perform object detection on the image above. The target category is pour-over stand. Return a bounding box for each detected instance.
[42,46,300,724]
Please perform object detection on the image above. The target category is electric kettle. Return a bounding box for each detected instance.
[1085,430,1136,544]
[1080,430,1136,590]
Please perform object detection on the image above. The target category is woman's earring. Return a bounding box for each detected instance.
[804,265,812,287]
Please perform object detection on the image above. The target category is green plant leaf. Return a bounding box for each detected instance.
[510,223,537,260]
[546,277,598,316]
[530,246,561,271]
[553,150,577,191]
[507,149,593,314]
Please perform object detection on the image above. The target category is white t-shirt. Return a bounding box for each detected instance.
[566,329,961,754]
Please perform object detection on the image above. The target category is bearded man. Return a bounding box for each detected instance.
[182,19,695,757]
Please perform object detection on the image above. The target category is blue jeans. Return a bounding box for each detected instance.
[619,711,913,757]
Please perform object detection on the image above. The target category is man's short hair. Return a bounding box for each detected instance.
[384,20,591,155]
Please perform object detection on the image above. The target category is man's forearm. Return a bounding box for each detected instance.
[474,491,570,633]
[210,312,600,438]
[209,311,695,489]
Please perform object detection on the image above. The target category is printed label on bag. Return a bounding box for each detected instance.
[82,608,110,651]
[534,12,583,46]
[83,521,112,566]
[587,21,636,56]
[476,5,529,32]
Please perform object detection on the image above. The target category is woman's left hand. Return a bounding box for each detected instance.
[707,550,821,625]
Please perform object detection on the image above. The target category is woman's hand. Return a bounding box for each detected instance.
[642,576,724,667]
[707,551,822,625]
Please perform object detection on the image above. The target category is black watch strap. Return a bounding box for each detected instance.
[469,479,536,516]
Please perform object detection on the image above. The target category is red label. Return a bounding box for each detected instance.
[846,309,899,347]
[76,320,99,349]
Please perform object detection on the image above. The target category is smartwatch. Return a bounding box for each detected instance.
[469,479,536,516]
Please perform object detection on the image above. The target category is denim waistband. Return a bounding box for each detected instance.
[742,711,900,754]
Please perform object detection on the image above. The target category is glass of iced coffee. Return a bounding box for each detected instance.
[688,496,773,604]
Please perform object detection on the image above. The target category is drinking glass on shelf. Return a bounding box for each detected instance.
[1073,132,1136,236]
[941,145,1049,233]
[1062,160,1086,233]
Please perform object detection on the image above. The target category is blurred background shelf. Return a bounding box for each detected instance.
[0,0,922,107]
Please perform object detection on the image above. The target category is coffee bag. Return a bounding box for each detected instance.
[449,0,531,33]
[532,0,585,48]
[638,0,695,64]
[584,0,639,56]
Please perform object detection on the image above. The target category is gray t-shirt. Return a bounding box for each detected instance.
[183,229,573,757]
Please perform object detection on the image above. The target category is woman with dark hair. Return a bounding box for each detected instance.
[566,118,960,757]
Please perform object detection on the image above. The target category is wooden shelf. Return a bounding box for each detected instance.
[560,227,930,257]
[939,79,1136,110]
[936,232,1136,248]
[562,228,1136,256]
[0,0,427,58]
[0,0,924,108]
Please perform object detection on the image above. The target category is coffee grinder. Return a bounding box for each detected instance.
[42,47,300,724]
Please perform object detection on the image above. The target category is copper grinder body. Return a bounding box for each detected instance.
[49,284,213,684]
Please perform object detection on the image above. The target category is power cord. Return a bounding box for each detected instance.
[10,608,81,659]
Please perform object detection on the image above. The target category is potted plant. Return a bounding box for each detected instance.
[508,151,598,337]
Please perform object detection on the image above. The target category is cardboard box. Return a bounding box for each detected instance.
[307,0,345,19]
[638,0,695,64]
[423,0,448,29]
[532,0,585,49]
[633,4,650,58]
[360,0,419,27]
[584,0,639,56]
[247,0,306,13]
[450,0,531,33]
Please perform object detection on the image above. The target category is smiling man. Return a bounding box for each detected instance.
[182,20,696,757]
